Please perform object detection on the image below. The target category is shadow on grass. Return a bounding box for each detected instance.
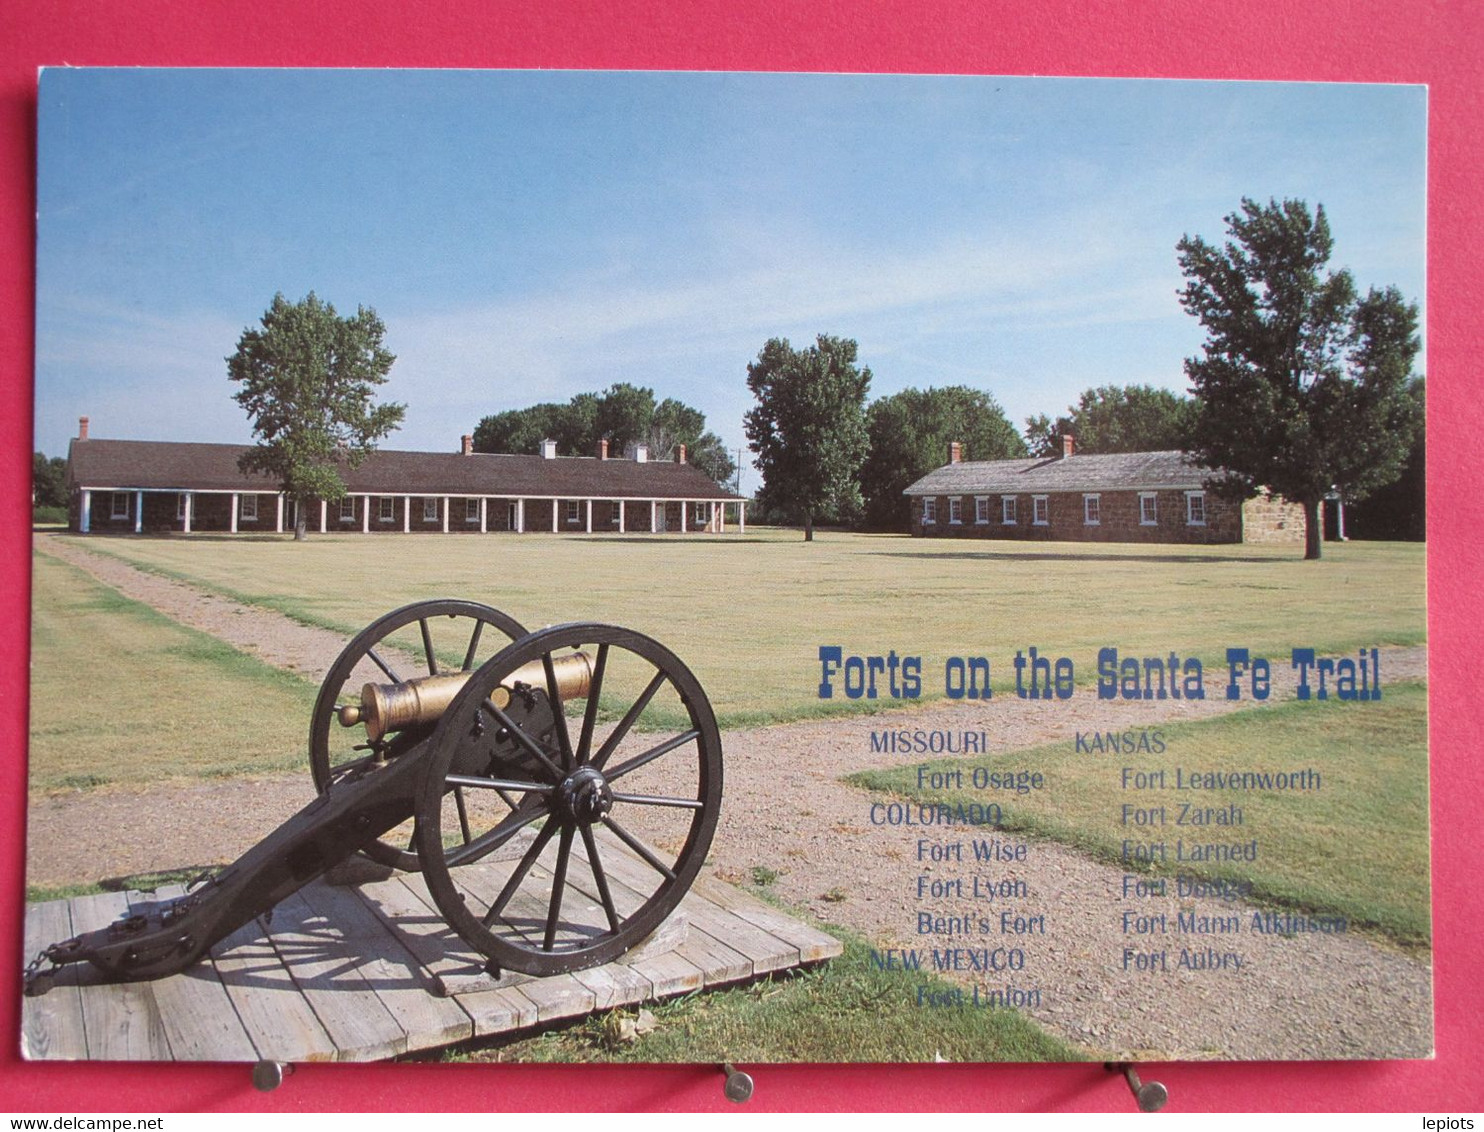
[871,548,1289,566]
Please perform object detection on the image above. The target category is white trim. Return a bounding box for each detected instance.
[1185,490,1207,526]
[1083,493,1101,525]
[974,496,989,524]
[948,495,962,525]
[340,496,356,522]
[240,494,259,523]
[379,497,396,523]
[110,492,130,520]
[1032,495,1049,525]
[1139,492,1158,526]
[921,497,937,525]
[1001,495,1017,525]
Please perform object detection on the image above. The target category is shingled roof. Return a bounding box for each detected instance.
[903,450,1213,496]
[68,439,740,501]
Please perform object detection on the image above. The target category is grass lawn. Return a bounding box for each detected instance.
[429,897,1083,1064]
[850,682,1431,947]
[28,550,317,791]
[68,529,1425,729]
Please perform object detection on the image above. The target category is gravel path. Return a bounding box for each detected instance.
[29,534,1433,1061]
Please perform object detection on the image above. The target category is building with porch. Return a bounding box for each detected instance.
[66,419,744,536]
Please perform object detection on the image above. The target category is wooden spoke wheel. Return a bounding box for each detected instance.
[415,623,723,976]
[309,599,527,871]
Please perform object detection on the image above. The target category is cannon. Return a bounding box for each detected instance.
[24,600,723,993]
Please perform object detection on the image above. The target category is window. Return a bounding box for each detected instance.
[694,502,710,525]
[423,497,440,522]
[240,495,258,522]
[922,498,937,524]
[1186,491,1207,526]
[111,492,129,519]
[177,493,192,521]
[1033,495,1049,525]
[1001,496,1017,525]
[566,500,581,524]
[949,497,963,525]
[466,498,481,523]
[340,497,356,522]
[1140,493,1158,525]
[1083,494,1101,525]
[974,496,989,524]
[379,497,395,522]
[611,503,622,525]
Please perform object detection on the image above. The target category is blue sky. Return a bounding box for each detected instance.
[35,70,1426,493]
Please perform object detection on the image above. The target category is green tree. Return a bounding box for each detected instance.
[861,386,1025,530]
[744,334,871,541]
[1024,385,1196,457]
[472,385,736,486]
[32,452,68,509]
[1177,199,1421,560]
[228,292,404,541]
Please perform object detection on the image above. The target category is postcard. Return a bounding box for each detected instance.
[25,69,1428,1065]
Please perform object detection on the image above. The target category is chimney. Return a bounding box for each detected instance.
[675,444,687,465]
[597,438,609,460]
[78,416,90,441]
[948,440,962,464]
[540,438,558,459]
[632,444,648,463]
[1061,434,1075,459]
[461,434,473,456]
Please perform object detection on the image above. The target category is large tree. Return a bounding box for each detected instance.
[1024,384,1196,457]
[472,385,736,486]
[1177,199,1421,560]
[228,292,404,540]
[744,334,871,541]
[861,386,1025,530]
[32,452,68,509]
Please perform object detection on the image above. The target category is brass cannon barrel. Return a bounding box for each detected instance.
[337,652,593,741]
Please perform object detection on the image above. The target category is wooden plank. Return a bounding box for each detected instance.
[570,961,654,1011]
[512,972,597,1023]
[210,912,337,1063]
[356,874,542,1036]
[21,900,88,1060]
[625,947,704,998]
[67,892,172,1061]
[120,886,256,1062]
[672,924,752,986]
[592,836,794,974]
[294,880,473,1055]
[691,876,842,963]
[261,891,408,1061]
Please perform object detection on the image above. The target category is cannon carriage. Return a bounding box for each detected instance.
[25,600,723,993]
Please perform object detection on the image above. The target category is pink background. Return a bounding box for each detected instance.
[1,1,1479,1112]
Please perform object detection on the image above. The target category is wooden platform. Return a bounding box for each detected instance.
[21,854,841,1063]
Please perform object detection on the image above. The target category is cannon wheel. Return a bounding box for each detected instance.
[310,599,527,871]
[415,622,723,976]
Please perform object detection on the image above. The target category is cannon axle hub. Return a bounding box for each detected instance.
[557,766,613,824]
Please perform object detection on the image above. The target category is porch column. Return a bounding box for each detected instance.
[718,503,725,533]
[479,497,487,534]
[650,499,657,532]
[516,499,525,533]
[79,489,91,533]
[738,501,745,534]
[402,496,410,533]
[1336,499,1347,541]
[585,499,592,533]
[552,501,558,533]
[319,499,327,534]
[134,491,143,534]
[182,493,192,534]
[362,497,370,534]
[442,496,449,534]
[275,494,284,533]
[681,501,689,534]
[230,493,239,534]
[617,500,624,533]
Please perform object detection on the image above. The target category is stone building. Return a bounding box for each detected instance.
[66,418,743,536]
[902,436,1306,546]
